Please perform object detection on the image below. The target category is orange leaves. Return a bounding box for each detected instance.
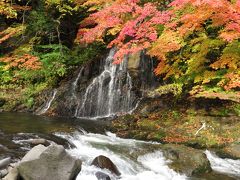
[210,55,239,70]
[170,0,240,42]
[12,5,32,11]
[0,24,25,47]
[222,73,240,91]
[77,0,170,62]
[0,54,42,70]
[0,27,20,44]
[0,31,15,44]
[76,0,240,95]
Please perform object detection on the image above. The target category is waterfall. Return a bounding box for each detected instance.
[36,89,57,115]
[72,67,84,100]
[71,67,84,117]
[75,49,136,119]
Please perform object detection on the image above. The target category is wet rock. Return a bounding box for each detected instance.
[0,169,8,178]
[95,171,111,180]
[194,171,237,180]
[24,138,51,147]
[18,144,82,180]
[91,155,121,176]
[2,167,18,180]
[161,144,212,176]
[127,52,141,78]
[0,157,11,170]
[21,144,47,162]
[43,134,76,149]
[217,143,240,160]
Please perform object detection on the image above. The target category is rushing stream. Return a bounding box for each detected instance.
[0,113,239,180]
[56,131,186,180]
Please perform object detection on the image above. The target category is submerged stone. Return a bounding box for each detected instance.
[95,171,111,180]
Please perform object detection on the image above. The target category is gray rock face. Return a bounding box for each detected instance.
[2,167,18,180]
[24,139,51,147]
[127,52,141,78]
[0,169,8,178]
[95,171,111,180]
[217,143,240,160]
[91,155,121,176]
[0,157,11,170]
[21,144,47,162]
[18,145,82,180]
[161,144,212,176]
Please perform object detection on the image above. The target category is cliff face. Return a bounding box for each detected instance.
[35,50,158,118]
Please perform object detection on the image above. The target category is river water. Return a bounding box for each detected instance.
[0,113,239,180]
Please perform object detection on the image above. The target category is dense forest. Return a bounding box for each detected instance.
[0,0,239,108]
[0,1,240,179]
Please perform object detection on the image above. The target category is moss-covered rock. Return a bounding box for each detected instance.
[161,144,212,176]
[216,143,240,160]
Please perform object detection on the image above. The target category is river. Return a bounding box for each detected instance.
[0,112,239,180]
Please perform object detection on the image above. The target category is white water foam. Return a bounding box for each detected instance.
[55,131,187,180]
[75,49,136,119]
[205,150,240,177]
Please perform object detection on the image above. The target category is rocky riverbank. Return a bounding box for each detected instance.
[110,95,240,160]
[1,138,239,180]
[0,141,212,180]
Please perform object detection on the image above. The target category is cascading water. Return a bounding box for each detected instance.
[1,112,239,180]
[56,131,187,180]
[72,67,84,100]
[71,67,84,117]
[36,89,57,115]
[205,150,240,178]
[75,49,136,118]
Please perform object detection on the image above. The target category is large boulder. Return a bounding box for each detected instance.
[0,157,11,170]
[91,155,121,176]
[2,167,19,180]
[18,144,82,180]
[21,144,47,162]
[3,145,47,180]
[161,144,212,176]
[0,169,8,178]
[216,143,240,160]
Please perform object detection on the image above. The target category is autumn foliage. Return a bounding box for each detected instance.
[76,0,240,93]
[0,54,42,70]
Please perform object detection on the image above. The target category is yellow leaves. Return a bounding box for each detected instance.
[107,25,122,36]
[0,0,17,18]
[0,0,32,18]
[211,55,239,70]
[78,0,114,9]
[87,6,98,12]
[210,41,240,70]
[194,71,217,84]
[149,30,183,61]
[0,25,25,44]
